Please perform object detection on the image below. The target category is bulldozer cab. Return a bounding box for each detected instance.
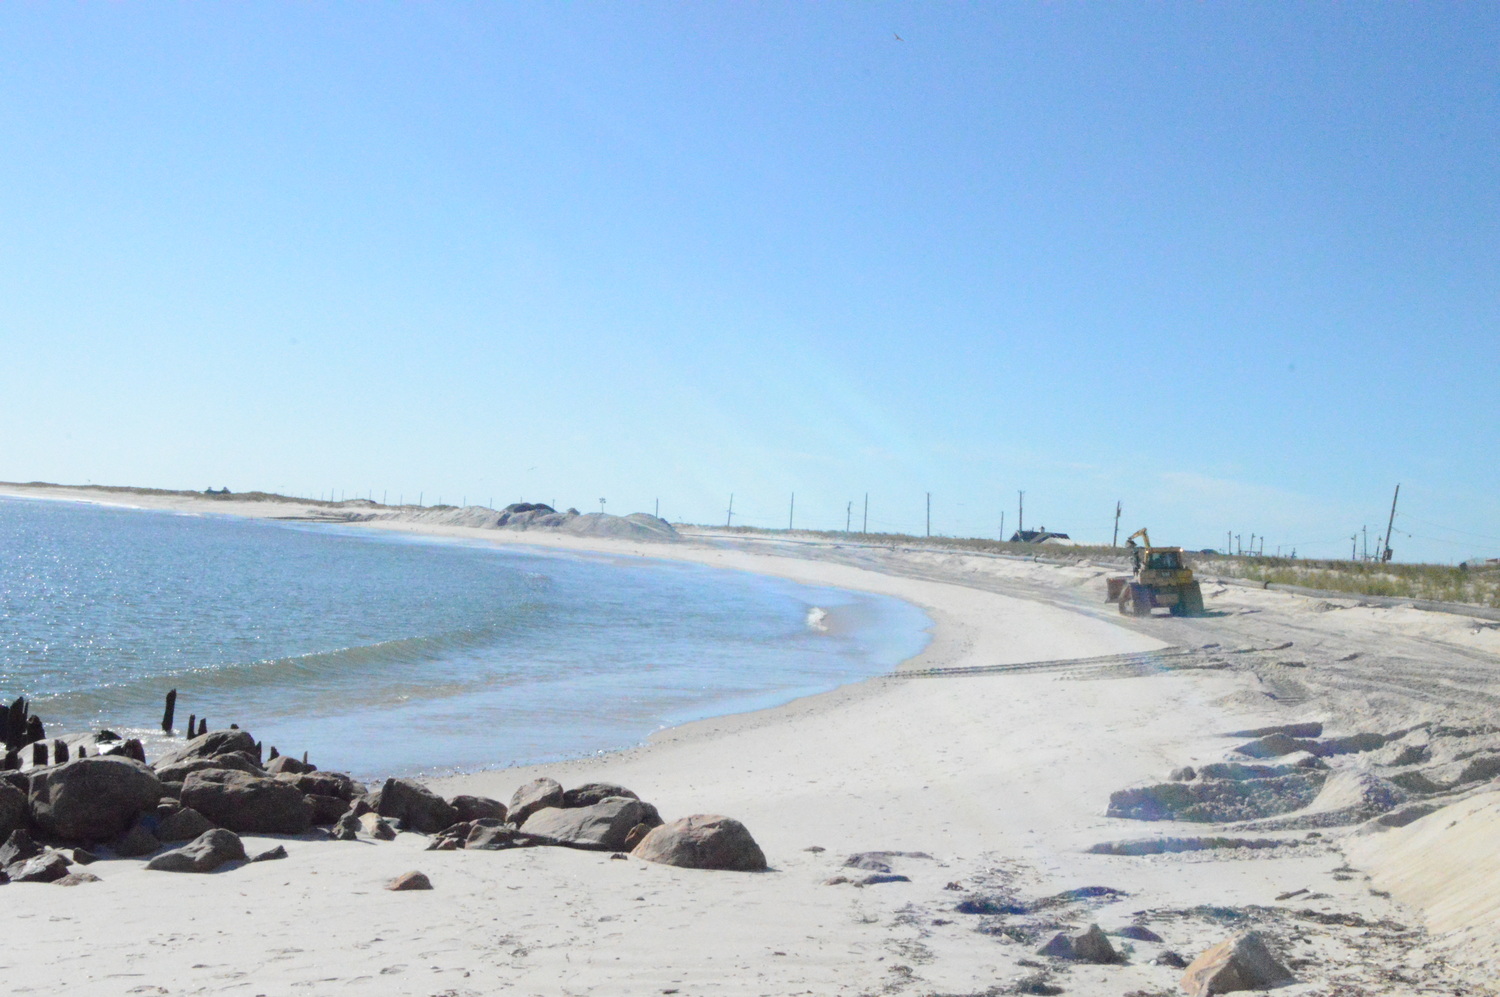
[1145,549,1182,571]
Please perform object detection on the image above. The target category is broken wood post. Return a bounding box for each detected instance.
[77,744,86,758]
[5,698,25,753]
[31,742,47,767]
[187,714,196,740]
[161,689,177,734]
[268,746,279,760]
[197,718,207,737]
[24,714,43,745]
[53,740,68,764]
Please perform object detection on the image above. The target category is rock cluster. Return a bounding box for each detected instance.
[0,724,767,886]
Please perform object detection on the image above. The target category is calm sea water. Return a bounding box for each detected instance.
[0,496,930,779]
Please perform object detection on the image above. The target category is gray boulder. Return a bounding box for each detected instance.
[155,752,265,784]
[154,729,260,769]
[1181,931,1295,996]
[29,756,165,842]
[373,778,458,835]
[181,769,313,834]
[157,806,215,843]
[8,851,71,883]
[112,820,161,857]
[330,813,360,841]
[265,755,313,775]
[466,823,541,851]
[562,782,639,808]
[308,793,350,825]
[0,829,42,867]
[450,794,507,823]
[145,828,247,873]
[280,771,364,801]
[522,798,650,850]
[509,777,564,826]
[631,814,767,871]
[1037,924,1121,963]
[0,780,27,841]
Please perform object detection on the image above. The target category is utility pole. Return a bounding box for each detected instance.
[862,493,868,534]
[1235,534,1241,554]
[789,493,795,531]
[1362,525,1368,561]
[1112,501,1122,547]
[655,498,659,519]
[1351,534,1358,561]
[926,492,931,537]
[726,493,733,527]
[846,501,852,534]
[1382,483,1400,562]
[1018,490,1025,538]
[999,511,1005,542]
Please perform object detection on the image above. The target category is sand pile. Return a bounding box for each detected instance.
[375,503,679,541]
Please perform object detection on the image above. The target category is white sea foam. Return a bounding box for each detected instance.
[806,606,829,631]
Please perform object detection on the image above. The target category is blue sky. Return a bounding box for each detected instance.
[3,4,1496,561]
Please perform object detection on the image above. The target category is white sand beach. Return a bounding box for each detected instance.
[2,484,1498,996]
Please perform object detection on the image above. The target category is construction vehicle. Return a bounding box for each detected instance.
[1105,528,1205,617]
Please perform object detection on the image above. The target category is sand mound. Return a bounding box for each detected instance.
[377,504,678,541]
[1347,791,1500,967]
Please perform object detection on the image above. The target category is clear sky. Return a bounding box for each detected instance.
[3,4,1497,562]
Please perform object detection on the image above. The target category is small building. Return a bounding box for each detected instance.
[1010,529,1070,544]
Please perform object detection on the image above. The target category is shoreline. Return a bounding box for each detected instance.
[3,482,1499,994]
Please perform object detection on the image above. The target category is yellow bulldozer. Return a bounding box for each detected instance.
[1105,528,1205,616]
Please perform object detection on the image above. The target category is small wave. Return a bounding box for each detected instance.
[805,606,829,632]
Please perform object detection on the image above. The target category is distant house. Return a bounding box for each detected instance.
[1010,529,1071,544]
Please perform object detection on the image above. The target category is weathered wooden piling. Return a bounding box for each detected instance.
[24,714,43,745]
[53,740,69,764]
[31,742,47,767]
[268,745,279,760]
[187,714,196,740]
[197,718,207,737]
[161,689,177,734]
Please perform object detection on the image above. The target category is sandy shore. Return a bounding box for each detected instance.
[2,483,1498,995]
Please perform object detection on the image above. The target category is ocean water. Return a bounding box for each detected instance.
[0,496,930,779]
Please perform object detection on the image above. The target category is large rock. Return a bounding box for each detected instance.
[0,780,27,841]
[8,851,71,883]
[509,777,564,827]
[154,729,259,769]
[146,828,247,873]
[631,814,767,871]
[28,756,165,842]
[265,755,313,775]
[0,828,42,867]
[450,794,507,823]
[562,782,639,808]
[523,798,649,851]
[280,771,364,801]
[374,778,458,835]
[155,752,265,784]
[1037,923,1121,963]
[181,769,313,834]
[112,820,161,857]
[157,806,215,843]
[1181,931,1295,996]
